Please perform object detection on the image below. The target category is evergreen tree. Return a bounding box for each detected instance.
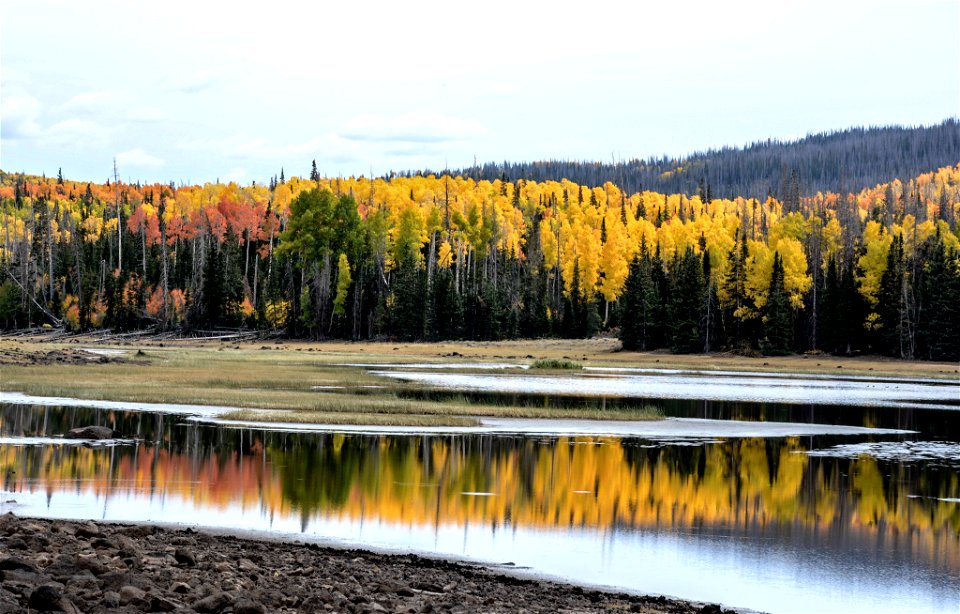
[619,247,658,351]
[649,247,670,348]
[919,237,960,360]
[837,260,863,355]
[818,256,840,353]
[761,253,792,355]
[562,264,586,338]
[701,241,719,352]
[198,245,227,329]
[669,248,704,353]
[392,253,425,340]
[426,267,463,340]
[877,234,907,356]
[721,236,749,348]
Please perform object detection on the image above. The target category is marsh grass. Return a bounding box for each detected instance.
[530,358,583,370]
[219,410,481,427]
[0,344,662,423]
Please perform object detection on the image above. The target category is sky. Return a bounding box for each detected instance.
[2,0,958,185]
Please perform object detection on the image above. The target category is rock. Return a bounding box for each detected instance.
[1,538,26,551]
[74,554,109,577]
[119,584,147,605]
[237,558,257,572]
[233,599,266,614]
[0,556,36,572]
[0,568,39,584]
[75,521,100,538]
[99,571,145,592]
[174,549,196,567]
[169,581,191,594]
[63,572,99,592]
[193,591,233,613]
[59,599,82,614]
[413,581,444,594]
[114,534,144,558]
[29,584,62,610]
[102,591,121,608]
[149,594,181,611]
[0,601,21,614]
[118,525,155,539]
[64,425,122,440]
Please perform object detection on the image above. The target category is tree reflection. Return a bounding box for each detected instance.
[1,404,957,572]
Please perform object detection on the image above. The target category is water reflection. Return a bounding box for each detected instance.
[1,404,958,613]
[374,369,960,411]
[398,390,960,438]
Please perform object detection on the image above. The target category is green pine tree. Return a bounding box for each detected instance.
[669,247,704,353]
[619,246,658,351]
[761,253,792,355]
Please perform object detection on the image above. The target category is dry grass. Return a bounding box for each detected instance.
[289,338,958,379]
[0,341,662,423]
[2,336,953,428]
[218,410,481,428]
[530,358,583,370]
[6,334,957,378]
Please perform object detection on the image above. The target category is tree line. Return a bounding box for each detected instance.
[430,119,960,201]
[0,160,958,360]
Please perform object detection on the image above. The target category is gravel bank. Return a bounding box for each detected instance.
[0,514,730,614]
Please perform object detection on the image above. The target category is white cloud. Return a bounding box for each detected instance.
[177,132,361,163]
[0,0,955,183]
[223,167,248,183]
[58,90,124,113]
[46,118,111,147]
[1,91,43,139]
[123,106,167,123]
[116,147,165,168]
[340,112,486,144]
[170,70,215,94]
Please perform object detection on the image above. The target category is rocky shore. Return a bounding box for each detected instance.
[0,514,728,614]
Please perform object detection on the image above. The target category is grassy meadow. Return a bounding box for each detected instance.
[1,335,956,427]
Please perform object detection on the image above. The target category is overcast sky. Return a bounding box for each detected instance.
[2,0,958,185]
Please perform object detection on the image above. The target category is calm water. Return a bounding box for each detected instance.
[1,401,958,613]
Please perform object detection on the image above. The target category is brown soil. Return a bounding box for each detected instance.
[0,347,123,366]
[0,514,730,614]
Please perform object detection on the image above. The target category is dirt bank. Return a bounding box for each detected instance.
[0,514,728,614]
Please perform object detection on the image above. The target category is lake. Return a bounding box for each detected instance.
[1,367,958,613]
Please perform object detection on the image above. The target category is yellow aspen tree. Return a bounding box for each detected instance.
[599,214,628,302]
[332,253,352,316]
[821,217,843,264]
[776,237,812,308]
[743,239,773,315]
[857,220,893,331]
[540,217,559,272]
[437,240,454,268]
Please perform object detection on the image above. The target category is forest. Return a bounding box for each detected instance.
[440,119,960,200]
[1,142,959,361]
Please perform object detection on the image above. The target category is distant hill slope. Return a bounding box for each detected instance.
[427,118,959,200]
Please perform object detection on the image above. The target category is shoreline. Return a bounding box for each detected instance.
[0,392,918,438]
[3,334,958,381]
[0,514,731,614]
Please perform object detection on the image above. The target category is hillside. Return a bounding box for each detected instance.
[1,149,958,361]
[428,119,960,201]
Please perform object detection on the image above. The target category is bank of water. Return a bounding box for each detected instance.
[1,391,958,613]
